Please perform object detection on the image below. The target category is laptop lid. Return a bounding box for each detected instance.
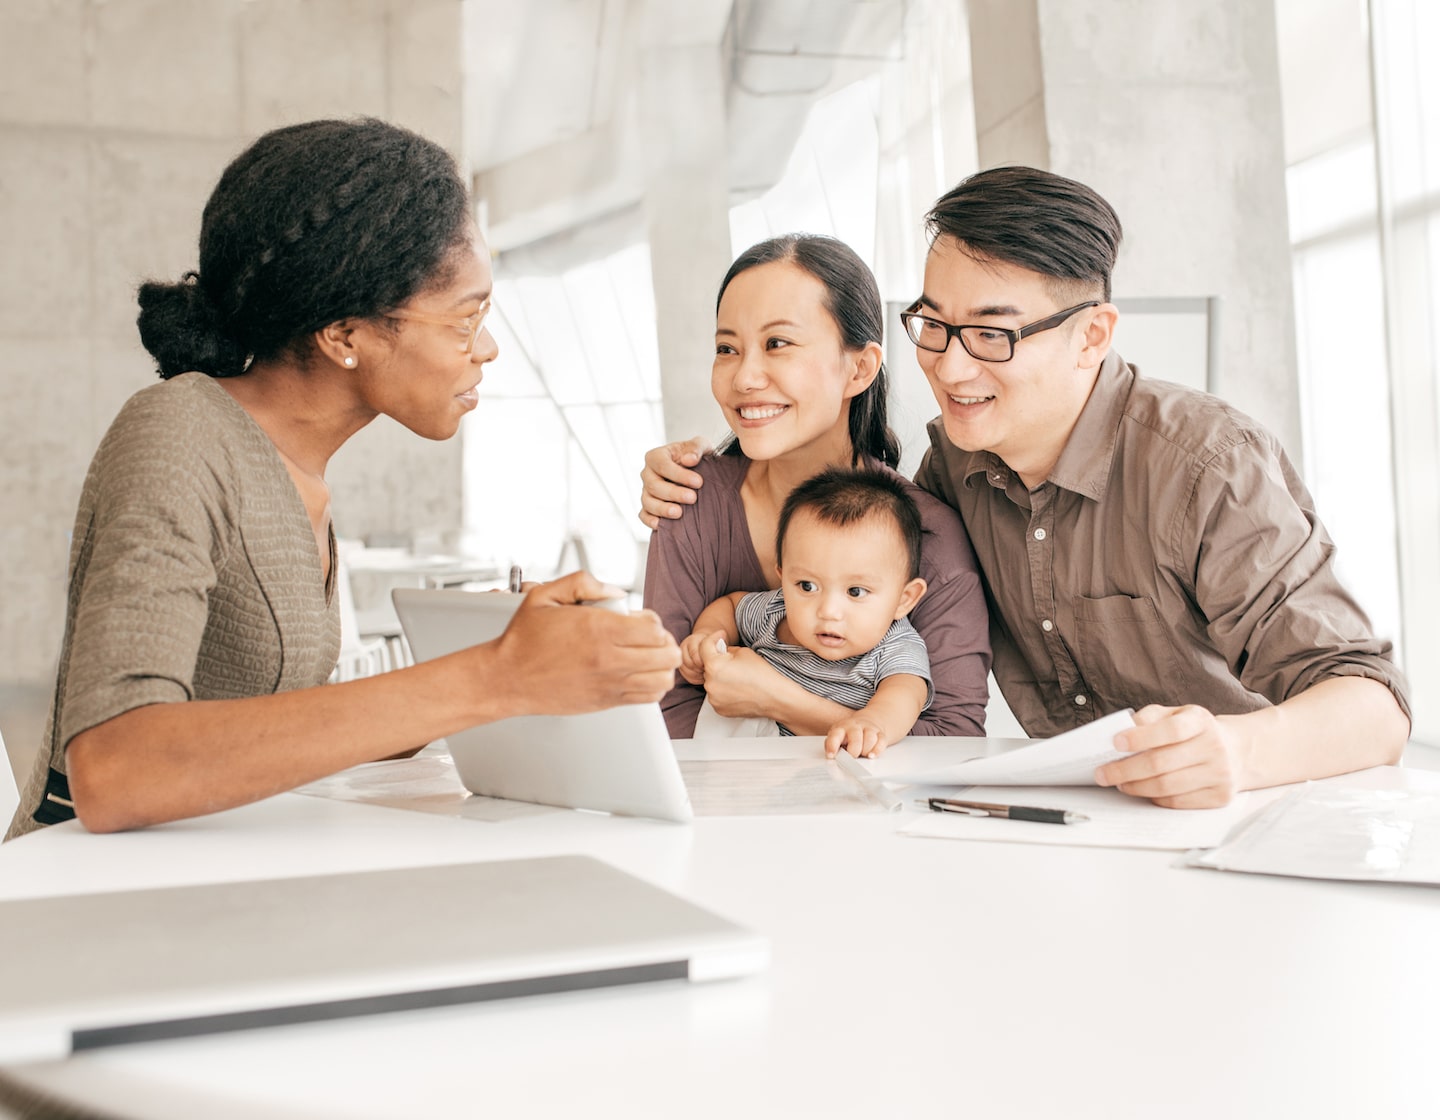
[392,588,692,823]
[0,856,768,1062]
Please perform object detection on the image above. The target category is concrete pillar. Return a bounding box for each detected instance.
[304,0,470,548]
[967,0,1303,461]
[875,0,981,479]
[636,44,734,446]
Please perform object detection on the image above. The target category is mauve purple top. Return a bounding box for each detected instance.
[643,452,991,738]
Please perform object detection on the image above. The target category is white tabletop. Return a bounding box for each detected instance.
[1,742,1437,1120]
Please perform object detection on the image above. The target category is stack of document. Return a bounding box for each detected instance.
[871,708,1137,786]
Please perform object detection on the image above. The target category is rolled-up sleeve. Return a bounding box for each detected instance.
[1182,436,1411,721]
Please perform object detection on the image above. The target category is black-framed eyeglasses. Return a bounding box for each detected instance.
[900,299,1099,362]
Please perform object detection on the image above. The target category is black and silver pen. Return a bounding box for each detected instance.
[508,564,523,593]
[926,797,1089,825]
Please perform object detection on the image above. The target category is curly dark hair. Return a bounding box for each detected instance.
[715,234,901,470]
[136,117,473,380]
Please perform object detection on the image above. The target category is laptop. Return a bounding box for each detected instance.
[0,856,768,1062]
[392,588,692,823]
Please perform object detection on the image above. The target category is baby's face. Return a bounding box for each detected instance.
[777,510,923,661]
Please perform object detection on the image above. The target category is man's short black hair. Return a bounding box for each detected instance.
[776,468,923,580]
[925,165,1123,302]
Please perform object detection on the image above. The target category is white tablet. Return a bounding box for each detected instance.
[391,588,692,823]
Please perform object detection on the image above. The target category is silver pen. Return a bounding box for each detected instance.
[926,797,1089,825]
[507,564,523,593]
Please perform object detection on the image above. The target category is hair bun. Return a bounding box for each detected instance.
[135,273,248,380]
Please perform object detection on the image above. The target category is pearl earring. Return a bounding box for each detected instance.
[343,356,356,368]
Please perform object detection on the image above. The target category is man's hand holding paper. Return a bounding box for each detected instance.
[1098,704,1249,809]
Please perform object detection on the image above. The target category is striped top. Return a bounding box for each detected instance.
[644,452,991,739]
[735,589,933,735]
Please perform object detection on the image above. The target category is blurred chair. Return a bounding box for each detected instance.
[0,728,18,831]
[332,542,392,683]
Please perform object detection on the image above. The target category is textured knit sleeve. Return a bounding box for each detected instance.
[58,390,236,749]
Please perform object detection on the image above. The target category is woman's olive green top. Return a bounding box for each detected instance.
[8,374,340,840]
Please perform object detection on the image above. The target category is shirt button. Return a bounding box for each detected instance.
[1041,619,1054,632]
[1034,528,1047,541]
[1074,694,1088,707]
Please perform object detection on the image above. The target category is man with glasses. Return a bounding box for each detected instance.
[642,166,1410,808]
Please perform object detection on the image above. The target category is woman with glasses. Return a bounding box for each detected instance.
[8,118,679,838]
[641,234,991,743]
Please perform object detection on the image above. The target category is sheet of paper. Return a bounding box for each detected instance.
[1184,768,1440,883]
[877,709,1137,786]
[831,749,905,811]
[295,741,880,819]
[901,783,1284,850]
[292,749,551,822]
[678,759,881,816]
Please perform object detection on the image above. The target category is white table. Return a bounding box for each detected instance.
[1,743,1438,1120]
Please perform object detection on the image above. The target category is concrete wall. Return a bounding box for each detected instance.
[968,0,1302,461]
[0,0,468,684]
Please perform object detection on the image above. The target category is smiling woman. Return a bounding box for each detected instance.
[642,234,991,742]
[6,118,681,840]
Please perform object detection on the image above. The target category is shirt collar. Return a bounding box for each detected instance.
[1046,350,1133,502]
[957,350,1133,500]
[961,451,1011,492]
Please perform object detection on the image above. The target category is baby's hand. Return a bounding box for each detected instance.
[679,630,726,686]
[825,715,890,759]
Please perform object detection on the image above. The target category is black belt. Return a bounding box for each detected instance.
[33,766,75,826]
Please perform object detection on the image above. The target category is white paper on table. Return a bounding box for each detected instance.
[292,747,552,822]
[1184,770,1440,883]
[677,758,878,816]
[877,708,1137,787]
[900,783,1283,850]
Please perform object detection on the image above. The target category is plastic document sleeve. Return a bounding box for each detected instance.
[1184,781,1440,885]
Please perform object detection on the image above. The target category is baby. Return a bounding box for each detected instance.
[680,467,931,758]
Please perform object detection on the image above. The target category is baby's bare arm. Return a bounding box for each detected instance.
[679,593,746,685]
[824,675,929,759]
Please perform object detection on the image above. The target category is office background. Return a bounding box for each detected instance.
[1,0,1435,783]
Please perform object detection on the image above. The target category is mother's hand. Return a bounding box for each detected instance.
[697,639,789,719]
[493,571,680,714]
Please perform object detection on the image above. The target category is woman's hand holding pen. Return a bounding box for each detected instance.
[491,571,680,714]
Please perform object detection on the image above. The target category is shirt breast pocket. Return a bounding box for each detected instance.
[1072,594,1183,713]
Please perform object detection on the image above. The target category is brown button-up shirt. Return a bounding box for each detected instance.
[915,351,1411,738]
